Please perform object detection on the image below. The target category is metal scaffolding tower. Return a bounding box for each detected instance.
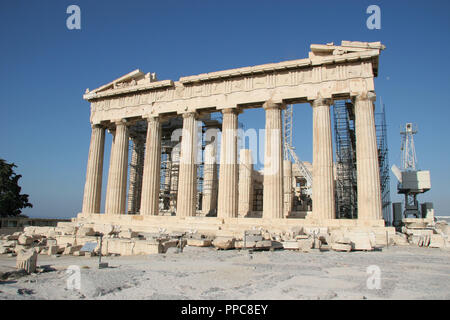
[333,100,358,219]
[160,136,179,212]
[126,121,147,215]
[283,104,293,161]
[333,99,391,222]
[400,122,418,171]
[375,101,392,224]
[282,104,312,195]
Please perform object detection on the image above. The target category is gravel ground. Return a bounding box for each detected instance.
[0,246,449,300]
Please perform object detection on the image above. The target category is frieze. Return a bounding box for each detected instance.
[87,42,382,122]
[91,62,374,115]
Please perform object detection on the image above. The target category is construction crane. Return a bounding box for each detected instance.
[283,104,312,195]
[400,122,418,171]
[391,123,432,224]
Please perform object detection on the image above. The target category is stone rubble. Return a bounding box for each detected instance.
[398,219,450,249]
[16,249,38,274]
[212,237,235,250]
[0,219,448,260]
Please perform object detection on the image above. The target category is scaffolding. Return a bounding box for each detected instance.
[333,100,358,219]
[283,105,293,161]
[127,121,147,215]
[157,118,184,214]
[375,101,392,224]
[333,99,391,222]
[196,122,205,211]
[160,133,179,213]
[282,104,313,195]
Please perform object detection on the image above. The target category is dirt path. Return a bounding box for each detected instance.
[0,246,449,300]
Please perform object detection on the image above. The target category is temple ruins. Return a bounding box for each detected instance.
[76,40,392,237]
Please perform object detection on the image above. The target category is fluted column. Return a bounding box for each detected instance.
[355,92,382,220]
[105,120,129,214]
[263,101,284,219]
[82,124,105,213]
[140,116,162,216]
[238,149,253,217]
[311,97,335,219]
[177,112,198,217]
[202,137,218,215]
[283,159,293,217]
[217,108,239,218]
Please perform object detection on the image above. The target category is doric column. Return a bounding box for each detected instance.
[140,116,162,216]
[283,159,293,217]
[82,124,105,213]
[105,120,129,214]
[354,92,382,220]
[311,97,335,219]
[202,137,218,215]
[238,149,253,217]
[263,101,284,219]
[127,136,145,214]
[217,108,239,218]
[176,112,198,217]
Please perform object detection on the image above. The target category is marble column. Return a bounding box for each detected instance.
[105,120,129,215]
[354,92,382,220]
[140,116,162,216]
[202,137,218,215]
[238,149,253,217]
[177,112,198,217]
[217,108,239,218]
[82,124,105,213]
[263,101,284,219]
[311,97,335,219]
[127,136,145,214]
[283,159,293,217]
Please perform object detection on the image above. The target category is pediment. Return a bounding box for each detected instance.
[86,69,158,95]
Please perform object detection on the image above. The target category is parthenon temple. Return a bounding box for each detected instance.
[76,41,390,236]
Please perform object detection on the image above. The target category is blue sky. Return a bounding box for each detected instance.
[1,0,449,219]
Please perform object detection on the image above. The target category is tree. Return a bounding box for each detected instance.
[0,159,32,217]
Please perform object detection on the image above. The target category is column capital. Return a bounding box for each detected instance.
[354,91,376,103]
[91,123,104,130]
[310,96,333,108]
[221,107,240,115]
[111,118,128,126]
[263,100,285,110]
[143,114,161,123]
[181,111,198,119]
